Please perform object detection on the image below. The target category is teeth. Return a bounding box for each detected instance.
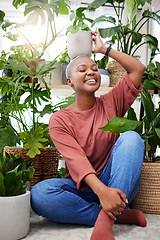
[88,79,96,82]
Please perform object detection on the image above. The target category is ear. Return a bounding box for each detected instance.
[67,78,73,87]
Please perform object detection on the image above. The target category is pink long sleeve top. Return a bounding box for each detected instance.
[49,73,142,190]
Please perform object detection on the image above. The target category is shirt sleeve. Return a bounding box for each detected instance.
[101,72,142,117]
[49,113,97,190]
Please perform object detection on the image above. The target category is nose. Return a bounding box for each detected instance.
[87,68,95,75]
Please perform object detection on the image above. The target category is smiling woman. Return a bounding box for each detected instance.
[31,31,147,240]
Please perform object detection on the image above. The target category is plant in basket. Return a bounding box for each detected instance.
[98,62,160,213]
[0,58,58,158]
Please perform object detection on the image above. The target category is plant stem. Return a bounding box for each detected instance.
[31,78,35,132]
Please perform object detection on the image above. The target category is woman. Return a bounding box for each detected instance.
[31,31,147,240]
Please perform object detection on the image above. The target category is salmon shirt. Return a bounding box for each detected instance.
[49,73,142,190]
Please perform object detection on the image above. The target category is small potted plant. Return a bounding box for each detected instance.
[0,149,34,240]
[94,55,110,87]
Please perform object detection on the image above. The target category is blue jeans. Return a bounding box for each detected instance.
[31,131,144,226]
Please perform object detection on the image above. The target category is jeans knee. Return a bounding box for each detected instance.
[121,131,144,151]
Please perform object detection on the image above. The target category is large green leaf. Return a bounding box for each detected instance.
[58,0,70,15]
[91,16,116,27]
[126,0,138,23]
[143,10,160,25]
[88,0,108,11]
[12,0,29,9]
[99,116,142,133]
[140,89,154,129]
[0,125,20,147]
[20,125,48,158]
[99,25,121,38]
[132,32,142,44]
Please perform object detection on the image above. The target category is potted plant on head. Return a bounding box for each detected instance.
[0,148,34,240]
[66,6,93,60]
[88,0,160,86]
[99,61,160,214]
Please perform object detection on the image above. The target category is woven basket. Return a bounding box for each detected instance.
[107,56,140,87]
[107,60,126,87]
[130,158,160,214]
[4,147,59,188]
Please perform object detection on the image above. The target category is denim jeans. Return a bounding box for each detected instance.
[31,131,144,226]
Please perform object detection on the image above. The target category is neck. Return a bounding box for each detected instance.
[73,94,96,111]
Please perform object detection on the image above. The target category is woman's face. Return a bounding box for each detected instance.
[67,56,101,94]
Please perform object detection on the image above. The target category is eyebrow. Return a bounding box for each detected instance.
[76,63,97,70]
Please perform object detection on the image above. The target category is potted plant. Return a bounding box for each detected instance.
[1,0,71,83]
[94,55,110,86]
[87,0,160,86]
[99,62,160,213]
[58,46,71,85]
[0,149,34,240]
[0,57,61,187]
[2,0,71,60]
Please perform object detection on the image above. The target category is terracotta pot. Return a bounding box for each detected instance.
[25,58,44,83]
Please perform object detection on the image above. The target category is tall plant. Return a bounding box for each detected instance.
[0,59,58,158]
[88,0,160,61]
[2,0,71,60]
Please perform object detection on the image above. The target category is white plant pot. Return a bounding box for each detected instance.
[67,31,93,60]
[43,62,62,85]
[98,69,110,87]
[0,191,30,240]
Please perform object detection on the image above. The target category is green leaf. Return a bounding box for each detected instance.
[99,25,121,38]
[12,0,29,9]
[0,172,5,196]
[58,0,70,15]
[20,125,48,158]
[91,15,116,27]
[132,32,142,44]
[88,0,108,11]
[155,128,160,138]
[140,89,154,129]
[126,0,138,23]
[0,125,21,147]
[0,10,5,25]
[143,10,160,25]
[99,116,142,133]
[4,171,23,196]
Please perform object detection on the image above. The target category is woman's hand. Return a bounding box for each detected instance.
[84,173,127,220]
[98,185,127,220]
[91,31,107,54]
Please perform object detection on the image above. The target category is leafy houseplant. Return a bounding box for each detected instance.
[0,150,34,197]
[2,0,71,61]
[99,62,160,213]
[0,58,58,158]
[0,148,34,240]
[88,0,160,61]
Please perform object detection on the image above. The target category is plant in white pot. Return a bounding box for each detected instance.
[0,149,35,240]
